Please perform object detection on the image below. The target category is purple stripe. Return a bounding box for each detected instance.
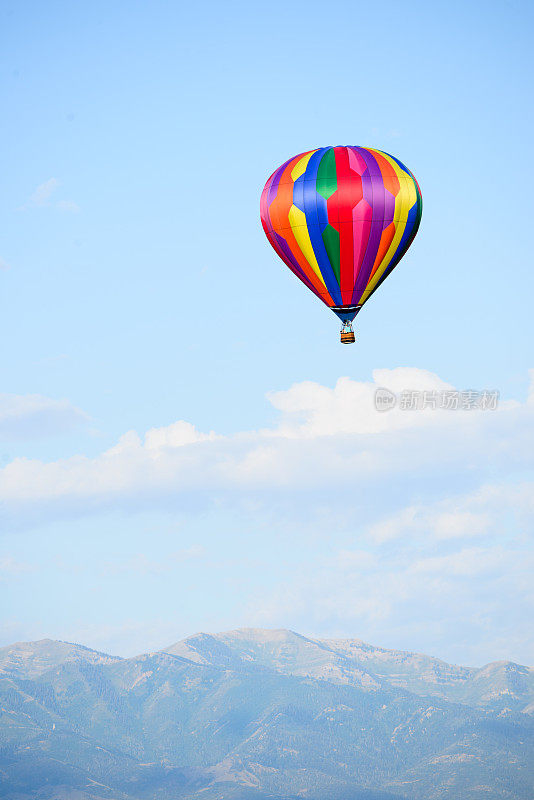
[267,162,288,207]
[350,147,387,305]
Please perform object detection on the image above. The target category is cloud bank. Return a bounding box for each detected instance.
[1,368,532,523]
[2,367,533,663]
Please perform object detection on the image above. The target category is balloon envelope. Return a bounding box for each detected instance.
[260,146,422,324]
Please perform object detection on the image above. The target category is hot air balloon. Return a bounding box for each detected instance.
[260,146,422,343]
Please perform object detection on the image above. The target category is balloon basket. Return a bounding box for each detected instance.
[340,320,355,344]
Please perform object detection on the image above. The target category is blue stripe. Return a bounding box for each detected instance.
[300,148,342,305]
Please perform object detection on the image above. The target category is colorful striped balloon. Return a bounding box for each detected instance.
[260,146,422,342]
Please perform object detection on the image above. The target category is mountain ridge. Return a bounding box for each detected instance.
[161,627,534,711]
[0,628,533,800]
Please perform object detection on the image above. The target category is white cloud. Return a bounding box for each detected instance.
[26,178,59,207]
[408,547,506,576]
[367,506,420,543]
[0,393,89,441]
[0,368,533,525]
[266,368,455,437]
[432,511,490,538]
[367,506,491,543]
[2,368,531,665]
[56,199,80,212]
[144,420,218,450]
[20,178,79,211]
[245,535,534,666]
[0,257,11,271]
[0,556,34,575]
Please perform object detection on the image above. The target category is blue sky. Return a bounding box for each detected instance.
[1,0,533,666]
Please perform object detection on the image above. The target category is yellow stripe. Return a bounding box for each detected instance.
[357,150,416,304]
[290,150,317,181]
[288,205,326,288]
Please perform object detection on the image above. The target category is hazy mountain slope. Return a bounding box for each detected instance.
[0,630,533,800]
[163,628,534,713]
[459,660,534,708]
[164,629,383,689]
[0,638,121,678]
[323,636,534,712]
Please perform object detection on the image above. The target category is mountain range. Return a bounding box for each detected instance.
[0,628,532,800]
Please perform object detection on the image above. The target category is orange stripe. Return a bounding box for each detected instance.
[268,160,334,303]
[368,222,396,282]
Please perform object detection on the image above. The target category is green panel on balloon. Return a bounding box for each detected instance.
[322,225,340,283]
[316,149,337,199]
